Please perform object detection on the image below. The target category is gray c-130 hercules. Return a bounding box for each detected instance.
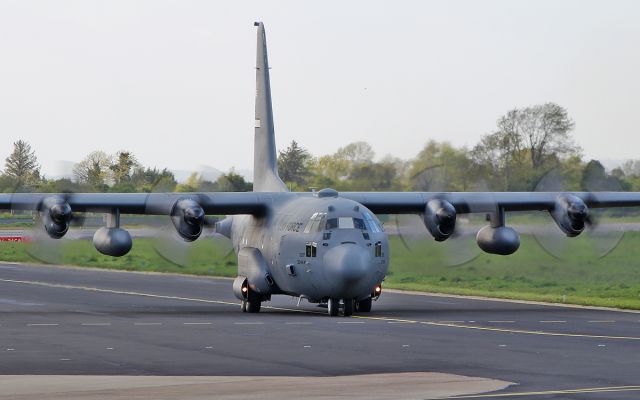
[3,22,640,316]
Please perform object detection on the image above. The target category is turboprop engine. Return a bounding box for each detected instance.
[551,194,588,237]
[171,198,205,241]
[40,196,72,239]
[423,199,457,241]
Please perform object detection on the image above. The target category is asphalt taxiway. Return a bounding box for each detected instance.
[1,262,640,399]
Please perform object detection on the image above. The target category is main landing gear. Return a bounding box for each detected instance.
[241,288,262,313]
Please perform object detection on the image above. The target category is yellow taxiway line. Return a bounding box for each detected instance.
[444,385,640,398]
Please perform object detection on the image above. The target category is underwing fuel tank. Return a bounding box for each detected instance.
[476,225,520,255]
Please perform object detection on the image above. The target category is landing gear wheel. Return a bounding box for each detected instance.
[356,297,372,313]
[343,299,354,316]
[327,298,339,317]
[241,300,248,312]
[246,300,261,313]
[246,289,261,313]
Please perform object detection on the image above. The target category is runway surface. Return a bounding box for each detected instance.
[1,262,640,399]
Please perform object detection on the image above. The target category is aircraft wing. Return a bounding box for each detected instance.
[0,192,272,215]
[340,191,640,214]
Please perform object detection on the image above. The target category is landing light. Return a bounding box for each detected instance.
[241,286,248,293]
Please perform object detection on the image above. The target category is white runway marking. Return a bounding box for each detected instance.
[488,321,515,323]
[285,322,312,325]
[588,320,616,323]
[134,322,162,326]
[26,323,58,326]
[81,322,111,326]
[234,322,264,325]
[337,321,365,324]
[540,321,566,323]
[183,322,212,325]
[387,321,415,324]
[4,276,640,343]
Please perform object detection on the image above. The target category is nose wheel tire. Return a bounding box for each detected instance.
[355,297,372,313]
[241,300,248,312]
[327,298,339,316]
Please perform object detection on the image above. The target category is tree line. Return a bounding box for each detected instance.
[3,102,640,194]
[278,103,640,193]
[0,144,251,194]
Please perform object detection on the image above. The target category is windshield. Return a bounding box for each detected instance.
[325,217,366,230]
[362,211,383,233]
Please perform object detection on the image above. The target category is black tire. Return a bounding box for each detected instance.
[241,300,248,312]
[356,297,372,313]
[343,299,354,316]
[246,300,261,313]
[246,290,261,313]
[327,298,339,316]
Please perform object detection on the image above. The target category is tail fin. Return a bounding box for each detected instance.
[253,22,287,192]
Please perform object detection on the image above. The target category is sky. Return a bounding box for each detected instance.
[1,0,639,178]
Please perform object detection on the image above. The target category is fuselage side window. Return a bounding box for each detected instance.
[305,242,318,257]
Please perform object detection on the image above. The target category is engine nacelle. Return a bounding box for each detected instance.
[423,199,456,241]
[171,198,205,241]
[551,194,588,237]
[476,225,520,255]
[93,227,132,257]
[40,196,72,239]
[232,276,249,300]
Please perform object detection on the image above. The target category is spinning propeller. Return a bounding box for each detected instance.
[532,168,625,260]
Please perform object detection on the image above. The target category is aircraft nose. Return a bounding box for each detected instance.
[323,244,371,296]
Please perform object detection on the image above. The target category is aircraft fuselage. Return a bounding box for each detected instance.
[229,192,389,304]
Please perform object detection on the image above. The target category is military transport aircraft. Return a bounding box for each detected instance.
[2,22,640,317]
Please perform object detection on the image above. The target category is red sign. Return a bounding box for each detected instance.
[0,236,30,242]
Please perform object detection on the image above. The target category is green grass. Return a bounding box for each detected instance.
[2,232,640,310]
[385,233,640,310]
[0,238,237,277]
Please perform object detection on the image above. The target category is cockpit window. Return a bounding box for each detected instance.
[353,218,366,230]
[362,211,383,233]
[303,212,327,233]
[325,218,338,230]
[325,217,367,230]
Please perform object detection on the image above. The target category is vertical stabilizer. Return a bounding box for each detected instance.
[253,22,287,192]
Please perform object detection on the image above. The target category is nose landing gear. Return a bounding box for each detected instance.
[327,298,355,317]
